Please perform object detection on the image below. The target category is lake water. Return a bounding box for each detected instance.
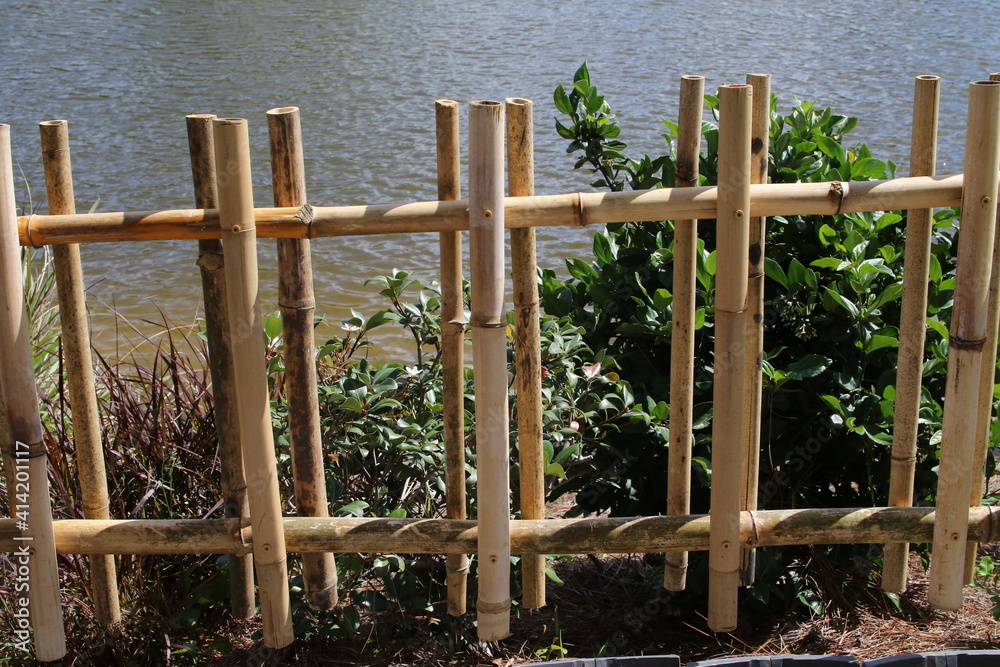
[3,0,997,360]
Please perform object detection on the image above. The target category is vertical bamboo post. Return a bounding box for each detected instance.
[665,74,705,592]
[185,114,256,619]
[964,71,1000,585]
[882,75,940,593]
[707,84,753,633]
[0,123,67,661]
[39,120,121,626]
[507,96,546,609]
[212,117,294,647]
[739,73,770,587]
[266,106,339,611]
[435,99,470,616]
[928,80,1000,611]
[469,100,511,641]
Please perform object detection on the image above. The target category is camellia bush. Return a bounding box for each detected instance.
[542,63,997,524]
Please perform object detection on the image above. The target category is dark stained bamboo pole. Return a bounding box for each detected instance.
[468,100,511,641]
[882,75,940,594]
[964,70,1000,585]
[212,118,294,647]
[929,80,1000,611]
[38,120,121,627]
[18,175,966,246]
[507,96,546,609]
[0,123,66,661]
[266,106,338,611]
[739,73,771,587]
[185,114,255,620]
[664,74,705,592]
[8,505,1000,556]
[435,99,470,617]
[708,84,753,633]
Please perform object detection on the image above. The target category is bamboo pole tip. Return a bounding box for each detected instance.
[471,100,503,108]
[213,117,247,126]
[719,83,753,91]
[39,119,68,128]
[746,73,772,81]
[916,74,941,82]
[186,113,218,120]
[971,80,1000,88]
[505,97,532,107]
[681,74,705,82]
[266,106,299,117]
[435,99,459,109]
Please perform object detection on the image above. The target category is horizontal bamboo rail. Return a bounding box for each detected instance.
[2,506,998,556]
[17,174,965,246]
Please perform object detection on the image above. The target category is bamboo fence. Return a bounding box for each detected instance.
[3,74,1000,659]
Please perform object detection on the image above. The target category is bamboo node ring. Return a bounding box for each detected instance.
[82,501,111,514]
[576,192,586,226]
[746,510,761,547]
[469,319,506,329]
[445,562,470,574]
[6,439,46,459]
[949,334,987,350]
[476,598,511,614]
[891,455,918,463]
[296,203,315,236]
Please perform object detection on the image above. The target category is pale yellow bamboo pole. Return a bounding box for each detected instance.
[469,100,511,641]
[435,99,470,616]
[8,505,1000,557]
[212,117,294,647]
[964,71,1000,585]
[18,174,967,246]
[708,84,753,633]
[186,113,256,619]
[664,74,705,592]
[0,123,66,661]
[38,120,121,626]
[266,106,338,611]
[882,75,940,594]
[506,96,545,609]
[928,80,1000,610]
[739,73,771,587]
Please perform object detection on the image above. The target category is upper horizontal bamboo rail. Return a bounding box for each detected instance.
[17,174,965,246]
[2,506,998,556]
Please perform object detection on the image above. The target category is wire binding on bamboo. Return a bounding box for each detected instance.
[507,96,546,609]
[665,74,705,592]
[186,113,256,620]
[39,120,122,627]
[928,80,1000,610]
[882,75,940,594]
[16,175,966,247]
[964,71,1000,585]
[708,84,753,633]
[0,123,67,661]
[468,100,511,641]
[739,73,771,587]
[212,117,294,647]
[266,105,339,611]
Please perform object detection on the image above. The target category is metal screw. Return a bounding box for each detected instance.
[231,224,242,233]
[484,209,493,219]
[735,210,744,218]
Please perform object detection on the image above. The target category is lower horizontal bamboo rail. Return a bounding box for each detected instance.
[18,174,964,246]
[3,506,997,556]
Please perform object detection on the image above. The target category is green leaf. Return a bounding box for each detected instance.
[926,316,950,341]
[554,85,573,115]
[764,258,788,288]
[784,354,831,381]
[825,287,860,318]
[593,232,615,264]
[336,501,370,517]
[865,334,899,354]
[818,224,837,246]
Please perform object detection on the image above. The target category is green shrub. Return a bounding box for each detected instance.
[544,63,990,521]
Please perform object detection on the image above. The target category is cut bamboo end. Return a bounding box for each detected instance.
[40,118,122,627]
[0,123,67,661]
[929,79,1000,610]
[665,73,705,593]
[708,84,753,633]
[213,117,294,647]
[469,99,511,641]
[882,73,940,594]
